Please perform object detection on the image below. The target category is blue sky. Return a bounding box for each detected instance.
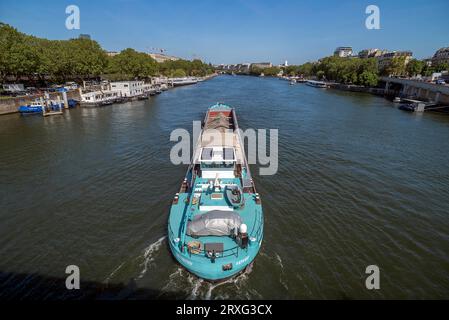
[1,0,448,64]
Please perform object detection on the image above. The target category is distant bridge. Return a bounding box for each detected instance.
[380,77,449,106]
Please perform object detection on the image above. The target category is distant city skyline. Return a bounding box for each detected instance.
[0,0,448,65]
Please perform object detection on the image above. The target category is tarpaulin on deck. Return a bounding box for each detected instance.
[186,210,242,237]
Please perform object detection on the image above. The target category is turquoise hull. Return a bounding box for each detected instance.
[167,103,264,281]
[168,226,263,281]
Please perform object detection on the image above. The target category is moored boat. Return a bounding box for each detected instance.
[170,77,198,86]
[398,103,416,112]
[18,99,69,115]
[18,101,44,114]
[80,90,119,107]
[306,80,328,88]
[168,103,263,281]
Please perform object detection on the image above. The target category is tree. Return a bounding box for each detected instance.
[434,62,449,72]
[0,22,214,82]
[384,56,407,76]
[107,48,158,79]
[249,65,262,76]
[406,59,424,76]
[158,59,213,77]
[171,68,186,77]
[263,66,281,76]
[297,62,314,77]
[0,22,109,82]
[316,70,325,80]
[358,71,378,87]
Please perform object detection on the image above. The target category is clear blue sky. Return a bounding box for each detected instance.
[1,0,448,65]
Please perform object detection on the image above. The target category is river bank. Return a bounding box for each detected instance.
[326,82,386,96]
[0,74,218,115]
[0,90,81,115]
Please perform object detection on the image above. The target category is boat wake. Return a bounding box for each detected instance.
[137,236,166,279]
[261,251,289,292]
[104,262,125,284]
[275,253,284,270]
[160,264,258,300]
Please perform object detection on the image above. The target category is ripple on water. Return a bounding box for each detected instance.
[1,76,449,299]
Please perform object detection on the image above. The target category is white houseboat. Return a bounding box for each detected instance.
[109,81,145,100]
[80,90,119,107]
[170,77,198,87]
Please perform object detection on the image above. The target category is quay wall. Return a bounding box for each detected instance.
[326,81,449,105]
[327,83,386,96]
[0,90,81,115]
[380,77,449,105]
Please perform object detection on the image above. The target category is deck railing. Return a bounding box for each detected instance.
[187,243,241,259]
[250,208,263,240]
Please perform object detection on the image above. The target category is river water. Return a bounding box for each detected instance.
[0,75,448,299]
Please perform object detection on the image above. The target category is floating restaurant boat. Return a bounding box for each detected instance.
[306,80,328,88]
[170,77,198,86]
[168,103,264,281]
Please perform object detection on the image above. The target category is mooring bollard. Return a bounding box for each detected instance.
[62,91,69,109]
[57,96,63,112]
[40,96,45,116]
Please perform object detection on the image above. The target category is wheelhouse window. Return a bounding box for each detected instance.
[201,162,234,169]
[200,147,236,169]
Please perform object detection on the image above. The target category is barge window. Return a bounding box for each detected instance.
[201,162,234,169]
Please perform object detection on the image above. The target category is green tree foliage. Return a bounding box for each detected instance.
[0,23,107,81]
[106,48,158,79]
[310,56,379,86]
[249,65,262,76]
[284,63,315,77]
[284,65,298,76]
[421,62,449,77]
[285,57,379,86]
[297,62,314,77]
[158,59,213,77]
[171,68,187,77]
[262,66,281,76]
[0,23,39,80]
[358,70,378,87]
[433,62,449,73]
[382,56,407,76]
[248,65,280,76]
[406,59,425,76]
[0,22,214,82]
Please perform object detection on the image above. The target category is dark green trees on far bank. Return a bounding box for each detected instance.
[105,49,214,80]
[312,56,379,86]
[0,23,107,82]
[284,57,378,86]
[0,22,214,83]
